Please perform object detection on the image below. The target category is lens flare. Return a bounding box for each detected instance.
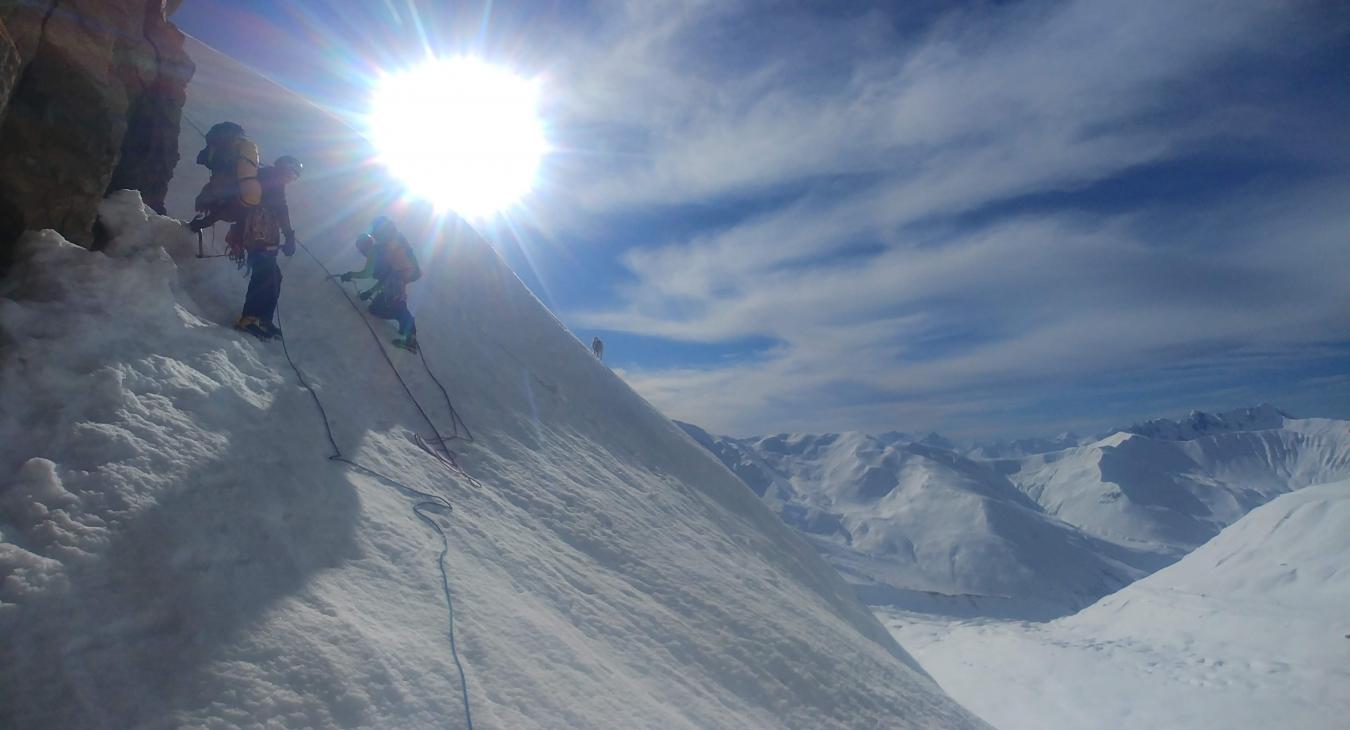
[370,58,546,218]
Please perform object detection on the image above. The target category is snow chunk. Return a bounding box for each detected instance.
[98,189,198,259]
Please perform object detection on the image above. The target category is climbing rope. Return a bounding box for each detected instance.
[181,110,208,139]
[275,295,476,730]
[291,239,481,488]
[421,345,475,445]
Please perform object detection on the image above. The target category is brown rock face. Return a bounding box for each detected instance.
[0,1,194,259]
[106,2,194,217]
[0,20,18,115]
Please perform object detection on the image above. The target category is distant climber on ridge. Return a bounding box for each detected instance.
[340,216,422,352]
[232,155,303,340]
[592,336,604,360]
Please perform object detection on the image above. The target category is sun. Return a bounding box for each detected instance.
[370,58,546,218]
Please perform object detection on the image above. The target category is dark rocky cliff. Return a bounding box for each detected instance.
[0,1,193,259]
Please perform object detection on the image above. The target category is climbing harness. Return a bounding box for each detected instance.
[275,293,476,730]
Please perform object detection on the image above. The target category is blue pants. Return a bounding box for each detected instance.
[241,251,281,324]
[368,288,415,336]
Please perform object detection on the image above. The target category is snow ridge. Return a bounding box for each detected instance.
[1119,403,1291,441]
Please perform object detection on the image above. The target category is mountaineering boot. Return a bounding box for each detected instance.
[392,333,419,353]
[234,315,273,340]
[259,321,283,339]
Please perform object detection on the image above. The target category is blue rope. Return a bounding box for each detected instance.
[275,291,476,730]
[292,239,483,489]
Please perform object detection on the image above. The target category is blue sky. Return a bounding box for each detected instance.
[175,0,1350,440]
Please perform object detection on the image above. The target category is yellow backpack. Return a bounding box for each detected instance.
[196,122,262,209]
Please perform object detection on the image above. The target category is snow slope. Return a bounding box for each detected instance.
[679,424,1157,619]
[0,39,989,730]
[1008,416,1350,555]
[686,410,1350,620]
[887,479,1350,730]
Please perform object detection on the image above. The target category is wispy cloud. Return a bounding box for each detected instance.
[540,0,1350,437]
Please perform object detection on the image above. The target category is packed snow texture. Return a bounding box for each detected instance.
[0,40,990,729]
[683,411,1350,619]
[885,479,1350,730]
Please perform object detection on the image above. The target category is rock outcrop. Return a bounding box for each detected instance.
[0,1,193,259]
[0,21,18,115]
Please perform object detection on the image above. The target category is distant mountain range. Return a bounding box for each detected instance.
[679,405,1350,619]
[1119,403,1291,440]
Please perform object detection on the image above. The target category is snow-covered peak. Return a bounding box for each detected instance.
[682,421,1157,618]
[915,431,957,451]
[687,408,1350,620]
[1011,414,1350,554]
[1118,403,1291,441]
[965,431,1088,459]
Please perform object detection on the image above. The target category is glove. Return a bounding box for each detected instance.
[339,271,354,282]
[282,230,296,256]
[358,288,374,301]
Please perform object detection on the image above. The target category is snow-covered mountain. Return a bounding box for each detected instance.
[0,39,989,730]
[964,432,1087,459]
[890,478,1350,730]
[679,424,1160,619]
[1119,403,1291,441]
[1007,415,1350,555]
[684,409,1350,619]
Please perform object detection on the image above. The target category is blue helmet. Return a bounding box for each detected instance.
[370,216,397,238]
[274,155,303,178]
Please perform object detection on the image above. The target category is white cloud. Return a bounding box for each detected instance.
[543,0,1350,436]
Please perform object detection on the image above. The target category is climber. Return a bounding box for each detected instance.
[339,216,422,352]
[233,155,303,340]
[592,336,604,360]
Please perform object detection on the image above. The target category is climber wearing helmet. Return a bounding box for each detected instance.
[232,155,303,340]
[339,216,422,352]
